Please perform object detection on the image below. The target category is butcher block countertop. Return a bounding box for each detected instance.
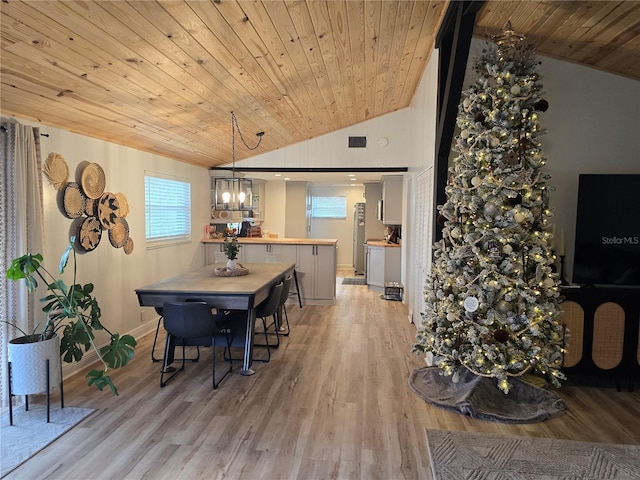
[366,240,401,248]
[202,237,338,246]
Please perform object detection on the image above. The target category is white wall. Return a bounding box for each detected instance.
[7,118,211,377]
[285,182,310,238]
[540,56,640,280]
[309,185,365,267]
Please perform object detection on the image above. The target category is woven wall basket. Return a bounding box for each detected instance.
[81,163,106,199]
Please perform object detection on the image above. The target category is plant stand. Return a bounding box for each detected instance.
[7,335,65,426]
[7,359,64,425]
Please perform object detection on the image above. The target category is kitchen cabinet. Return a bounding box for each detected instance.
[381,175,403,225]
[366,245,401,291]
[296,244,336,303]
[203,239,337,305]
[241,243,297,265]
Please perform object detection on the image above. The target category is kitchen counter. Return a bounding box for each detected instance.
[202,237,337,305]
[202,237,337,245]
[366,240,401,248]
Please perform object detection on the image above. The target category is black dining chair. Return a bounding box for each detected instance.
[152,306,200,363]
[160,301,235,389]
[277,274,293,337]
[224,281,283,362]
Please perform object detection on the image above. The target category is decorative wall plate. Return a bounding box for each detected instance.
[109,217,130,248]
[115,192,130,217]
[43,153,69,190]
[62,182,85,219]
[123,237,134,255]
[78,216,102,251]
[84,197,97,217]
[81,163,106,199]
[97,192,120,229]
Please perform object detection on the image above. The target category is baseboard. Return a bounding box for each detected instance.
[61,319,158,381]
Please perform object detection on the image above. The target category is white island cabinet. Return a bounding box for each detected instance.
[297,244,336,303]
[203,238,337,305]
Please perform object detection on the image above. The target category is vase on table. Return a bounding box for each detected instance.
[226,259,237,271]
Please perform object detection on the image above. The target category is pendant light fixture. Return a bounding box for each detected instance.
[213,112,264,211]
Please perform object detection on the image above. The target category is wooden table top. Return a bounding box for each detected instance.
[135,262,295,309]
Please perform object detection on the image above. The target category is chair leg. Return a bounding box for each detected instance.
[154,317,200,363]
[160,336,186,387]
[212,334,234,389]
[278,303,291,336]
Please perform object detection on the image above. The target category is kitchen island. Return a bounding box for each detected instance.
[202,238,337,305]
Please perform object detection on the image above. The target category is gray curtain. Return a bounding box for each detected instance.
[0,121,45,407]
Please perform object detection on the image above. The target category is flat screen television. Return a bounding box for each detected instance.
[573,174,640,286]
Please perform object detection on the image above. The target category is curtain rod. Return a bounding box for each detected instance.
[0,125,49,136]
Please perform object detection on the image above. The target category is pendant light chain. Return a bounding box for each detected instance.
[231,111,264,153]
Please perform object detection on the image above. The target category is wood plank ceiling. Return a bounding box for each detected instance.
[1,1,638,169]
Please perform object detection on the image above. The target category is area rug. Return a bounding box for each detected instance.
[409,366,566,423]
[342,277,366,285]
[1,405,96,477]
[426,429,640,480]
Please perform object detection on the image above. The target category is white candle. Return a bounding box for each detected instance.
[559,228,565,256]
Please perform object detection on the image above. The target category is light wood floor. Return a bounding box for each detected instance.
[7,269,640,479]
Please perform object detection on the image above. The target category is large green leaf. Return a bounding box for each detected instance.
[100,334,137,369]
[59,321,94,362]
[86,370,118,395]
[58,241,73,274]
[5,253,43,290]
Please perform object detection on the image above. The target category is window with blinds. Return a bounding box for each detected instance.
[145,174,191,246]
[311,196,347,219]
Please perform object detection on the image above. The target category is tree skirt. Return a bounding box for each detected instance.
[409,366,566,423]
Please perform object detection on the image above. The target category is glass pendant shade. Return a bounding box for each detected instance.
[214,177,252,211]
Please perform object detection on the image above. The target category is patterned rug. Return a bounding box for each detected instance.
[1,405,96,476]
[426,429,640,480]
[342,277,366,285]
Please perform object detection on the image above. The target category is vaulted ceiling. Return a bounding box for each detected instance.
[1,1,638,169]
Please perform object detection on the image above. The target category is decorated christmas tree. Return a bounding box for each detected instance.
[414,23,565,394]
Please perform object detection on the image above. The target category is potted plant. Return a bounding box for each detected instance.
[222,236,241,270]
[5,236,136,395]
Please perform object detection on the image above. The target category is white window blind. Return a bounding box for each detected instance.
[311,196,347,219]
[145,174,191,245]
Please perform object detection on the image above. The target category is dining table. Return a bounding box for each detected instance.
[135,262,295,376]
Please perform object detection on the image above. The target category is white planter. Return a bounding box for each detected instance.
[8,335,61,395]
[226,259,237,271]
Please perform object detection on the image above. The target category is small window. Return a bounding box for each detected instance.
[145,173,191,247]
[311,196,347,219]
